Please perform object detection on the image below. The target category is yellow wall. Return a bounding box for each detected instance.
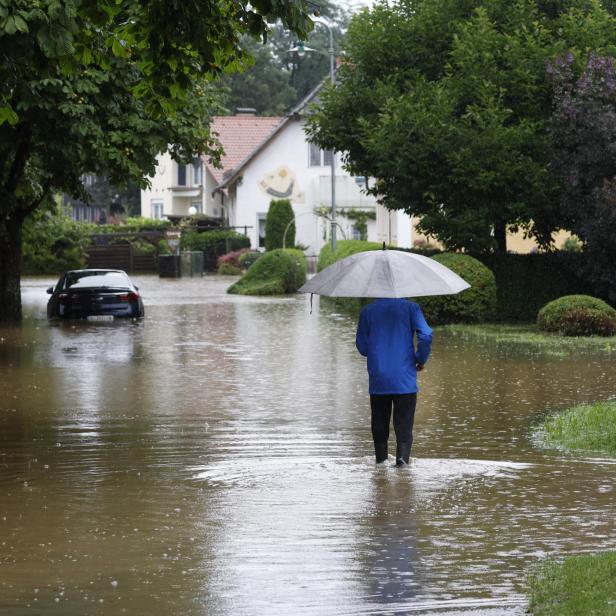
[409,217,574,254]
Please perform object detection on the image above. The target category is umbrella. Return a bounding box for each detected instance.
[299,246,470,298]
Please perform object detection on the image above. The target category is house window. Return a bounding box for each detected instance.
[309,143,321,167]
[257,213,267,248]
[192,158,202,185]
[151,201,164,219]
[177,164,187,186]
[352,225,362,240]
[309,143,333,167]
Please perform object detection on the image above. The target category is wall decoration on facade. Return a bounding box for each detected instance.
[259,166,304,202]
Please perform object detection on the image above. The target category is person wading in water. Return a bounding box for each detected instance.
[356,298,432,466]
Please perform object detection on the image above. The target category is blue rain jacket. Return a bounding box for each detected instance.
[356,298,433,395]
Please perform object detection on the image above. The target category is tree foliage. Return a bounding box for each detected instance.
[0,0,315,320]
[219,2,349,115]
[550,52,616,301]
[306,0,616,254]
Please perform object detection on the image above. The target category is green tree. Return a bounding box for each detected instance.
[550,52,616,301]
[0,0,314,321]
[306,0,616,255]
[219,2,349,116]
[265,199,295,250]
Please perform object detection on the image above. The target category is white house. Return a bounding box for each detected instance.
[140,115,281,221]
[141,85,413,255]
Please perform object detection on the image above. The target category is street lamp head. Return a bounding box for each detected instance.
[288,41,317,58]
[188,206,197,216]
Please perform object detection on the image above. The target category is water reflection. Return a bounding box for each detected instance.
[0,276,615,615]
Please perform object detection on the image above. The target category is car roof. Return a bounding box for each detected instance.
[65,269,129,274]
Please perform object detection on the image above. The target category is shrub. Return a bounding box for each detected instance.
[228,249,306,295]
[537,295,616,336]
[22,210,91,274]
[265,199,295,251]
[217,248,250,270]
[317,239,381,271]
[238,250,263,270]
[109,236,157,255]
[218,262,243,275]
[96,216,172,233]
[417,253,497,324]
[181,230,250,271]
[157,239,172,255]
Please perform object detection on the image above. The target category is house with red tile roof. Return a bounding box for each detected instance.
[140,114,282,222]
[141,85,413,254]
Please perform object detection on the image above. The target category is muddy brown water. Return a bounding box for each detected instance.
[1,276,614,615]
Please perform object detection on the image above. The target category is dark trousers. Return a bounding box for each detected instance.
[370,393,417,464]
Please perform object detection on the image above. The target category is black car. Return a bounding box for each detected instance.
[47,269,145,320]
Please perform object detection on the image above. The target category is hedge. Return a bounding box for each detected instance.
[317,239,381,271]
[316,240,382,316]
[479,252,597,322]
[416,253,497,324]
[537,295,616,336]
[227,249,307,295]
[181,230,250,271]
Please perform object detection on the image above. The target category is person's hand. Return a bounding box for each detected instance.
[416,363,425,371]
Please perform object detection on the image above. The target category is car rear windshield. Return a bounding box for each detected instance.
[64,272,131,289]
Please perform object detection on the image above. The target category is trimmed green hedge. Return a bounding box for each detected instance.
[537,295,616,336]
[416,253,497,324]
[96,217,172,233]
[227,249,307,295]
[181,230,250,271]
[317,239,381,271]
[316,240,382,317]
[479,252,596,322]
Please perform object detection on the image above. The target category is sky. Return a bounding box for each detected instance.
[341,0,376,12]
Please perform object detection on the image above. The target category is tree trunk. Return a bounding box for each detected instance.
[0,214,24,321]
[493,218,507,255]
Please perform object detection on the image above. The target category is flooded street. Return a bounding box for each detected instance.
[1,276,615,615]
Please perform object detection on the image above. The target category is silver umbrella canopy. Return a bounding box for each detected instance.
[299,248,470,298]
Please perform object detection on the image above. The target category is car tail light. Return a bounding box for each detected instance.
[118,292,140,302]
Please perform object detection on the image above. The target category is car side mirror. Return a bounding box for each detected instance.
[46,287,54,295]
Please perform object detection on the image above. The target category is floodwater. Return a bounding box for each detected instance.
[1,276,615,616]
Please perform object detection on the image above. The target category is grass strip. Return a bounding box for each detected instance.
[527,552,616,615]
[536,401,616,456]
[440,324,616,357]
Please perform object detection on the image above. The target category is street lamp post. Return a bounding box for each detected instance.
[291,17,337,251]
[313,17,337,252]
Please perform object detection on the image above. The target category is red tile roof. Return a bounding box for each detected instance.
[205,115,283,185]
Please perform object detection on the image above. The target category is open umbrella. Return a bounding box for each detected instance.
[299,246,470,298]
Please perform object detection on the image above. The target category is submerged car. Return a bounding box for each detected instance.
[47,269,144,320]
